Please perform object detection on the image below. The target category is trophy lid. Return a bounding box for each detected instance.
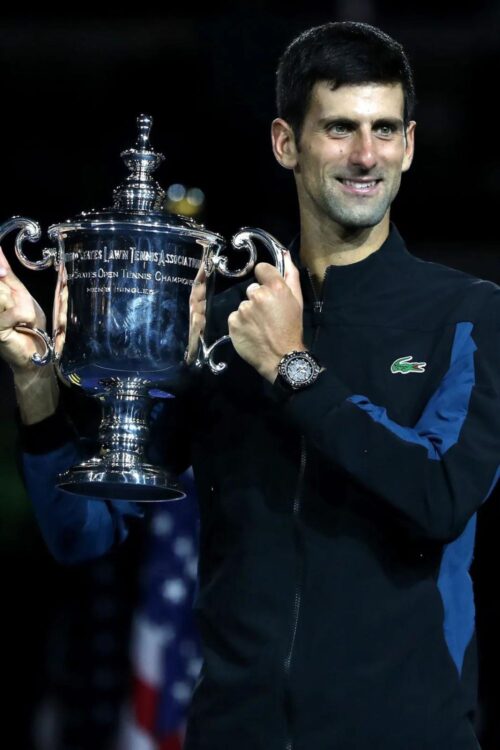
[112,114,166,213]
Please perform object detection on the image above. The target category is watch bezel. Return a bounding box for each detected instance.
[277,350,322,390]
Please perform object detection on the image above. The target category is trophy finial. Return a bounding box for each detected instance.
[113,114,166,212]
[137,114,153,150]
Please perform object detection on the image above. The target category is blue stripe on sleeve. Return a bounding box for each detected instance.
[482,464,500,503]
[437,513,476,675]
[437,463,500,675]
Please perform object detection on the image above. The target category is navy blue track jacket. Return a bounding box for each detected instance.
[20,223,499,749]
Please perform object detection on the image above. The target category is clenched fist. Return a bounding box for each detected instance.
[228,250,305,382]
[0,245,60,423]
[0,245,49,374]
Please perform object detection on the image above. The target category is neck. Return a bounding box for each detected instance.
[299,213,390,286]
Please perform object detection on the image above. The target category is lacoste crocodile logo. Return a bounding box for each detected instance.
[390,355,427,375]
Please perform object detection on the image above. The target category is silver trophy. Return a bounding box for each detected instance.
[0,114,285,501]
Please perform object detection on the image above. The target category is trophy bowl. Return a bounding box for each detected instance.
[0,115,285,501]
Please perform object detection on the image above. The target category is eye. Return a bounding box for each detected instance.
[326,122,351,136]
[375,124,396,137]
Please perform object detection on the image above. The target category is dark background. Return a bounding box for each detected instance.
[1,4,499,749]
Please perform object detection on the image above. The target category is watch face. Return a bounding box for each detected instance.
[278,350,321,390]
[286,356,314,385]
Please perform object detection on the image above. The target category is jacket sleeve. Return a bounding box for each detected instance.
[18,382,197,564]
[17,365,198,565]
[279,288,500,543]
[18,404,143,564]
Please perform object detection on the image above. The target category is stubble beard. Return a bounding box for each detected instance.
[312,171,402,230]
[319,183,391,230]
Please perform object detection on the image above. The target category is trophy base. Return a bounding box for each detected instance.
[57,460,185,502]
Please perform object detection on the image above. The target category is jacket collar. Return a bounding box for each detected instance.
[288,221,408,271]
[288,222,411,307]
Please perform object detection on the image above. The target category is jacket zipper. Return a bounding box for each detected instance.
[283,266,327,750]
[307,267,326,317]
[284,436,307,750]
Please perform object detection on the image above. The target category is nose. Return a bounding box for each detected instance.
[349,129,377,171]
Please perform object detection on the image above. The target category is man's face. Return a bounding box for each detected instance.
[284,81,415,230]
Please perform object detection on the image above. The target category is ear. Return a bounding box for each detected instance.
[401,120,416,173]
[271,118,299,170]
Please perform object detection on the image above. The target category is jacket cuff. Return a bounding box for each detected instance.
[279,368,354,426]
[17,400,77,454]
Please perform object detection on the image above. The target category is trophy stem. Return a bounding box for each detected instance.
[99,380,152,467]
[57,379,185,502]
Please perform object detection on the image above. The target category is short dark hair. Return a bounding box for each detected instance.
[276,21,416,143]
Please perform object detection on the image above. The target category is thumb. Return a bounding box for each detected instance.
[283,249,303,308]
[0,246,10,277]
[0,245,25,292]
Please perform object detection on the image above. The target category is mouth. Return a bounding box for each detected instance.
[337,178,382,196]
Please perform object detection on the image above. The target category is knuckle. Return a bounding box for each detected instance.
[250,287,263,303]
[254,263,270,280]
[270,279,284,294]
[239,300,252,316]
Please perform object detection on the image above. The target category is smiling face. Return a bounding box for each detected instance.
[272,81,415,233]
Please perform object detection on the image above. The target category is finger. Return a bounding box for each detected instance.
[190,268,207,305]
[185,310,206,364]
[246,282,260,299]
[55,289,68,329]
[0,245,8,279]
[193,263,207,286]
[254,262,283,287]
[282,248,298,277]
[237,300,252,317]
[0,245,12,272]
[0,287,14,312]
[0,306,35,331]
[190,299,206,318]
[0,246,28,293]
[55,265,68,293]
[190,282,206,305]
[227,310,239,332]
[190,311,205,336]
[282,250,303,307]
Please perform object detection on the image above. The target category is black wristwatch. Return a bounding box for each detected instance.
[274,350,324,394]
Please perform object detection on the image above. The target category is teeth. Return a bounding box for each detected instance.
[342,180,377,190]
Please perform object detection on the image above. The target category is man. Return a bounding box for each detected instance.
[0,21,497,750]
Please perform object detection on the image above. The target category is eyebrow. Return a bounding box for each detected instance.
[318,116,404,129]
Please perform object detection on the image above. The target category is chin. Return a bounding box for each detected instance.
[330,200,389,229]
[329,211,386,230]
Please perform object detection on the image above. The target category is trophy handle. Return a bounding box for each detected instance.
[0,216,57,270]
[212,227,286,279]
[197,333,231,374]
[12,323,55,366]
[0,216,57,366]
[202,228,287,374]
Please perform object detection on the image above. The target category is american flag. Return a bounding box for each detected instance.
[118,471,201,750]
